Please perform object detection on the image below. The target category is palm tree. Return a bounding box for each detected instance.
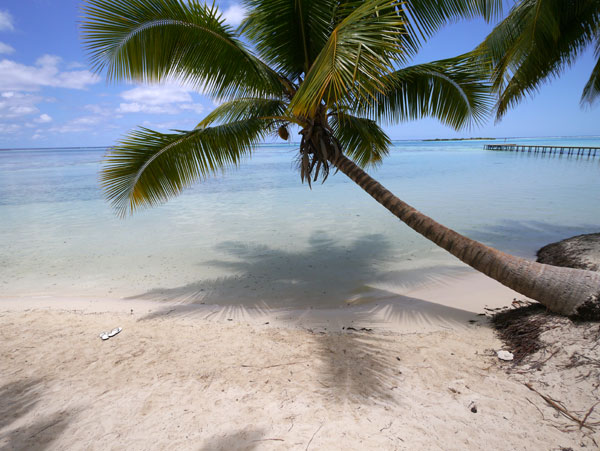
[81,0,600,317]
[479,0,600,119]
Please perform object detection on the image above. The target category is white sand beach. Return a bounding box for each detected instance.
[2,273,599,450]
[2,0,600,448]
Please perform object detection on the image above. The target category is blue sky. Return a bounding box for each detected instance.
[0,0,598,148]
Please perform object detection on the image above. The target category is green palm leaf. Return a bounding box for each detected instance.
[582,38,600,105]
[289,0,406,117]
[198,98,288,127]
[330,112,391,167]
[101,119,273,216]
[479,0,600,118]
[84,0,500,215]
[241,0,337,79]
[81,0,286,99]
[356,52,492,129]
[401,0,502,51]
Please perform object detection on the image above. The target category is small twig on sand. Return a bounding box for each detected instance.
[252,438,284,442]
[380,421,393,432]
[526,397,548,421]
[575,353,600,367]
[306,423,323,451]
[241,361,307,369]
[531,349,560,370]
[581,401,600,430]
[525,383,596,431]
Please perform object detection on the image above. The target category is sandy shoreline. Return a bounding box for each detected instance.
[0,272,522,333]
[2,273,598,450]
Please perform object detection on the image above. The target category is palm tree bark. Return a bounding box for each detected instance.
[332,154,600,318]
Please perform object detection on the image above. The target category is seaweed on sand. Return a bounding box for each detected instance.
[490,302,553,363]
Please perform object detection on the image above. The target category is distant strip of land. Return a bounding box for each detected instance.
[422,137,497,142]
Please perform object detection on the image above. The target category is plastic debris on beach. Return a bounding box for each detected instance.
[108,327,122,337]
[99,327,122,340]
[497,350,514,361]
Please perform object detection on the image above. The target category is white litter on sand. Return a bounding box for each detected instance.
[497,350,514,361]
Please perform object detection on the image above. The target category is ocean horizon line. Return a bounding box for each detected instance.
[2,134,600,152]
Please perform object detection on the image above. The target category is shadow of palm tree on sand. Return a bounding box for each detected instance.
[0,379,73,450]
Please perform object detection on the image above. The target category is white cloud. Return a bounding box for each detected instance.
[58,70,100,89]
[0,42,14,54]
[36,54,61,67]
[67,61,86,69]
[0,91,42,118]
[118,102,167,114]
[0,10,14,31]
[142,120,185,131]
[222,4,247,26]
[118,85,204,115]
[0,55,100,91]
[49,115,102,133]
[35,113,52,123]
[0,122,20,134]
[84,103,115,116]
[179,103,205,114]
[121,85,193,105]
[73,116,101,126]
[9,105,37,115]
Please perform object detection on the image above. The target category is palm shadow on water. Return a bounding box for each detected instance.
[129,232,477,328]
[0,379,73,450]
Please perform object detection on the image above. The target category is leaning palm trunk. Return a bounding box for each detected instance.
[83,0,599,318]
[333,154,600,318]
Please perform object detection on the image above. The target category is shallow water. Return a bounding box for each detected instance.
[1,137,599,308]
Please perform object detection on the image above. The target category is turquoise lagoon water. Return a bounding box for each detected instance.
[1,137,599,308]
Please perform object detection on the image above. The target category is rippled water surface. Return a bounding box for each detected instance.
[1,137,599,307]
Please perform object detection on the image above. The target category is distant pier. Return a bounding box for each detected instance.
[484,144,600,158]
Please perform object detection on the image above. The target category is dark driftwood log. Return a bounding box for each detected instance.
[537,233,600,273]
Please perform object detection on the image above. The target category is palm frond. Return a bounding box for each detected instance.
[241,0,337,80]
[401,0,502,52]
[355,52,492,129]
[582,39,600,105]
[81,0,286,99]
[330,112,391,167]
[198,98,288,127]
[479,0,600,118]
[101,119,273,216]
[288,0,406,117]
